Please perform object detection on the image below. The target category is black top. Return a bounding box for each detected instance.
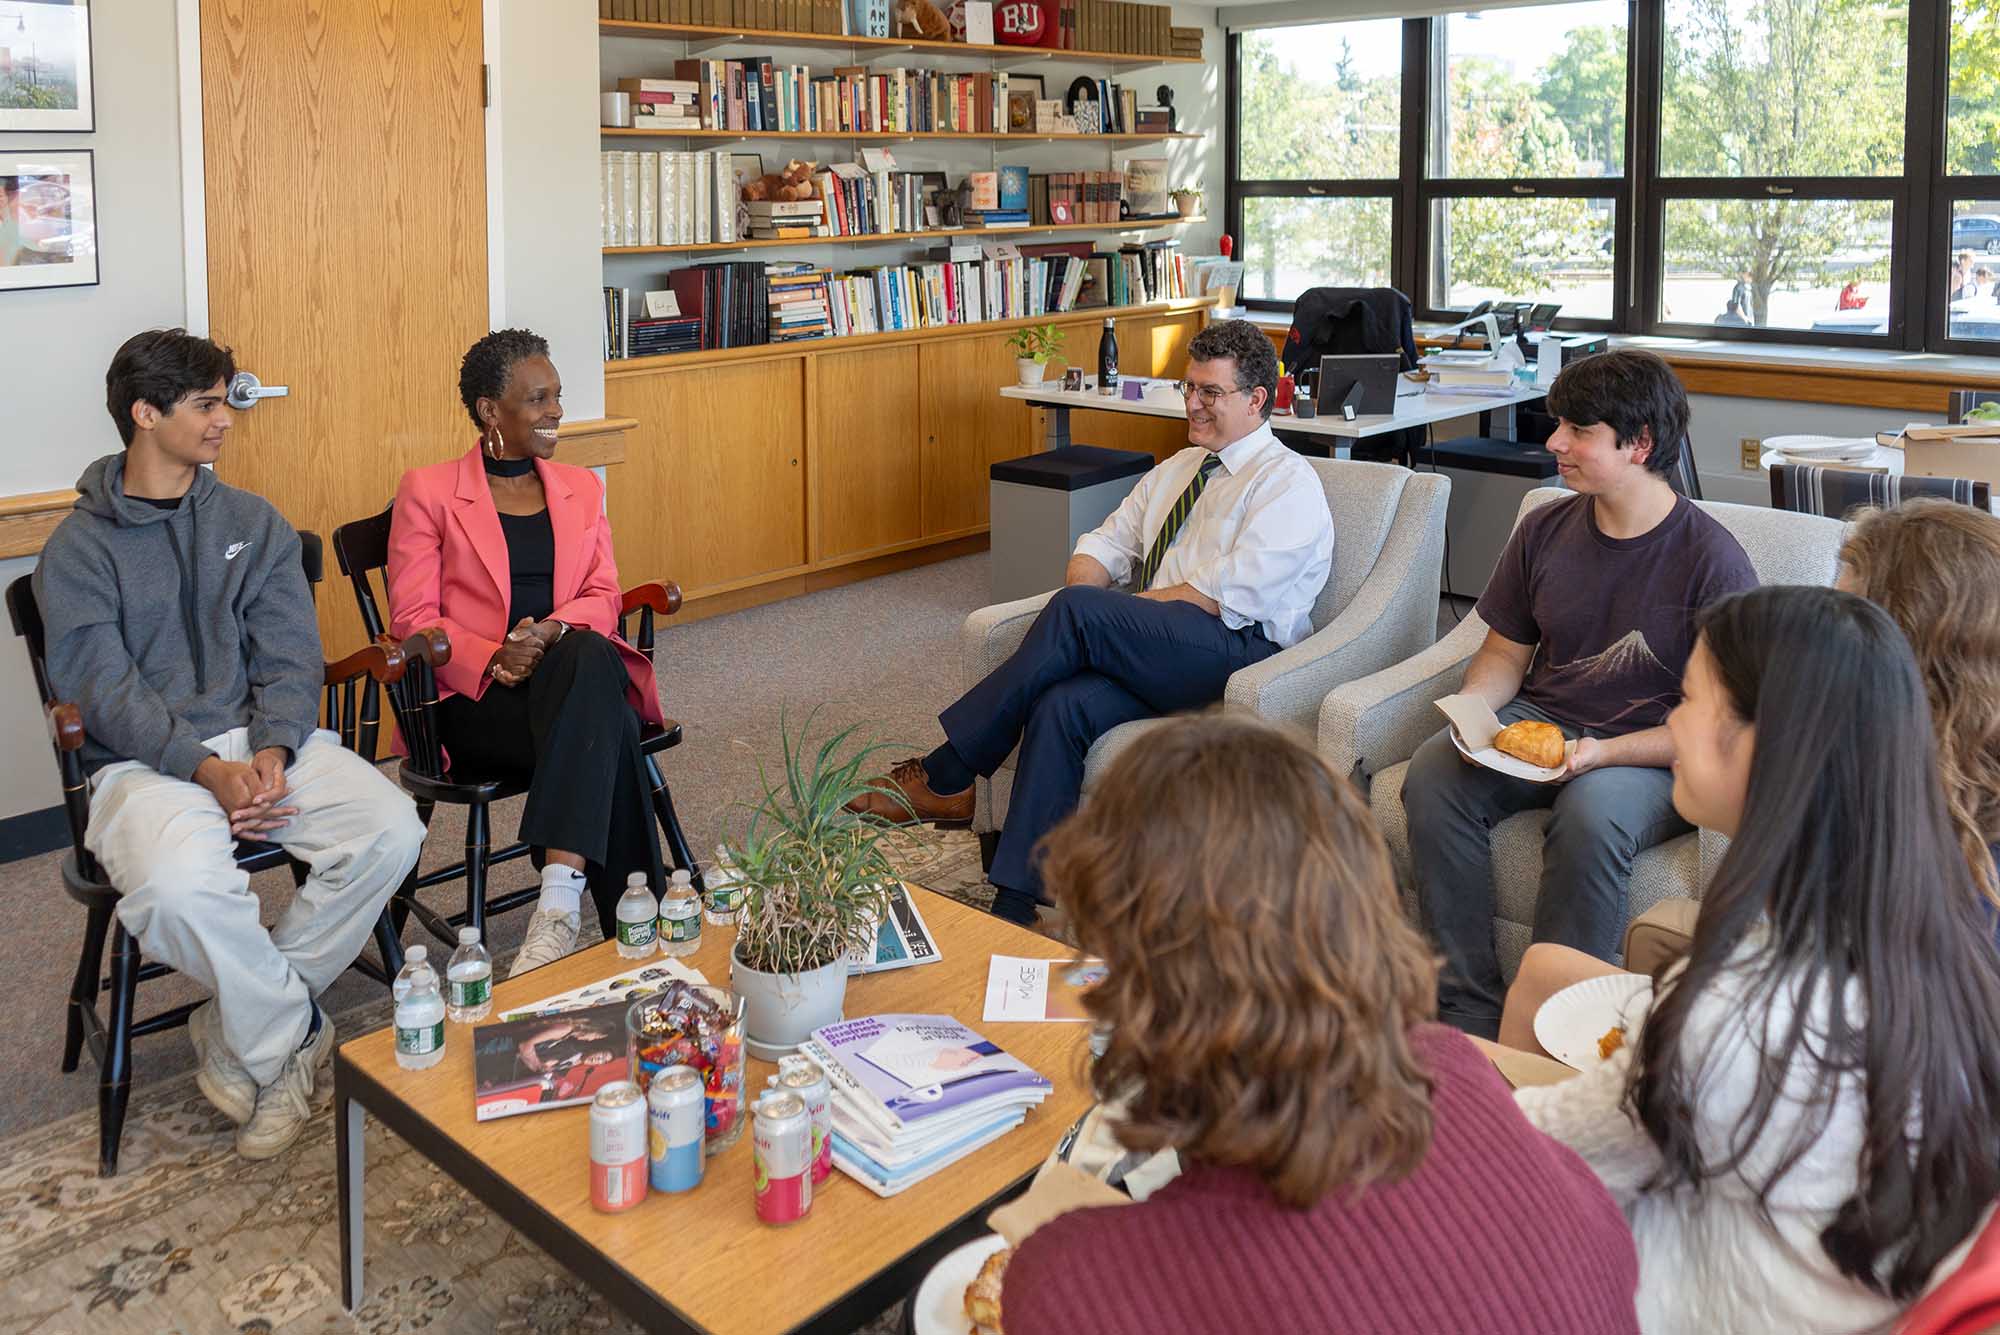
[990,444,1155,492]
[133,494,184,511]
[497,508,555,625]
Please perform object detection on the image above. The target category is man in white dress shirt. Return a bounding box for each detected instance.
[849,320,1335,924]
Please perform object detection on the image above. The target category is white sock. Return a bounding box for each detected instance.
[538,865,586,917]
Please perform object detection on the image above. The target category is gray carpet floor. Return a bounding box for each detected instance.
[0,553,992,1139]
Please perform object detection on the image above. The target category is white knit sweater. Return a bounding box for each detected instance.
[1513,959,1907,1335]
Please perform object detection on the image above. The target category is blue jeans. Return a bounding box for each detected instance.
[1400,697,1690,1038]
[942,585,1278,915]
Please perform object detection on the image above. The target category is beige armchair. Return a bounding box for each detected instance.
[962,457,1451,865]
[1317,486,1848,979]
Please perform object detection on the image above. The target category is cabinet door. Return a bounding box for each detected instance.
[919,329,1032,536]
[813,345,923,562]
[605,359,806,594]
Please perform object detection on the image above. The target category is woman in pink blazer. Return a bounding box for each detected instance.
[387,329,667,977]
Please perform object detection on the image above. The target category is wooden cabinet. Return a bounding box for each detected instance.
[604,358,807,592]
[813,345,924,561]
[919,329,1036,537]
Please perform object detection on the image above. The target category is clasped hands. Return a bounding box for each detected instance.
[488,617,565,687]
[195,747,296,838]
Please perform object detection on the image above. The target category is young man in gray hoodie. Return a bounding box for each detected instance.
[34,329,426,1160]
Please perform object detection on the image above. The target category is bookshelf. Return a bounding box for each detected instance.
[600,19,1203,66]
[605,214,1205,254]
[603,126,1201,142]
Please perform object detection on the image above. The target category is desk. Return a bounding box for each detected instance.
[334,887,1089,1334]
[1000,377,1549,455]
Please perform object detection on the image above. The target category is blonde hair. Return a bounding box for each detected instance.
[1840,499,2000,902]
[1041,713,1440,1208]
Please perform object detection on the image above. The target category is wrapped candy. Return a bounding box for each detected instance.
[627,984,748,1154]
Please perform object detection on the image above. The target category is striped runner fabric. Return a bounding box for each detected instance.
[1769,463,1990,518]
[1139,454,1223,590]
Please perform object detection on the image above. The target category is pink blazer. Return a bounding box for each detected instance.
[385,446,666,728]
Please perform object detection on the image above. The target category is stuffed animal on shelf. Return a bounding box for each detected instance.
[741,158,818,203]
[895,0,952,41]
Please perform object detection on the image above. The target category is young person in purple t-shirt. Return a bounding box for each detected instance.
[1401,349,1758,1039]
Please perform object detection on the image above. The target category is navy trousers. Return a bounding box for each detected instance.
[941,585,1279,912]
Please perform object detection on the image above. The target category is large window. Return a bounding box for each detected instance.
[1225,0,1994,353]
[1232,19,1404,304]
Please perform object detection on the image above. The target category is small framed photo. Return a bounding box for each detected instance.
[0,1,94,132]
[919,169,948,226]
[1005,75,1043,133]
[729,151,764,234]
[1061,367,1084,392]
[1,149,98,291]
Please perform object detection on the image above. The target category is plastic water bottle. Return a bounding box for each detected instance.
[445,926,492,1024]
[659,869,702,959]
[704,845,745,926]
[393,946,447,1070]
[615,872,658,959]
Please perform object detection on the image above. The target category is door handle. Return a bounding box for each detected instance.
[226,371,290,410]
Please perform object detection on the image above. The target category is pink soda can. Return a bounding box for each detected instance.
[773,1055,834,1185]
[589,1081,649,1213]
[752,1091,813,1224]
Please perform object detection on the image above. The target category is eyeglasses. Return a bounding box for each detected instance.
[1174,380,1246,408]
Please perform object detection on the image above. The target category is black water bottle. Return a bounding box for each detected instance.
[1097,317,1119,396]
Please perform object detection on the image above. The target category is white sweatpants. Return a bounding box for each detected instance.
[86,727,427,1086]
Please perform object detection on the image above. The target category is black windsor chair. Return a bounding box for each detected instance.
[8,531,409,1176]
[331,505,704,952]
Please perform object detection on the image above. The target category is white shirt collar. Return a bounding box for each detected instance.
[1208,421,1278,477]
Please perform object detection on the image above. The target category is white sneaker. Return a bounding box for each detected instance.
[236,1013,334,1162]
[508,908,581,979]
[189,999,256,1126]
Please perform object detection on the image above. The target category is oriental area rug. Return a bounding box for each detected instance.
[0,832,992,1335]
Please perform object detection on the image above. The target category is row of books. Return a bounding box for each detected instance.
[603,287,706,359]
[636,62,1022,136]
[597,0,1191,57]
[601,148,739,248]
[804,1014,1051,1197]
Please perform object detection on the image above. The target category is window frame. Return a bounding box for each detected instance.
[1223,0,1983,357]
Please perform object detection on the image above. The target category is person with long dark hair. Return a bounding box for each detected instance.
[1516,585,2000,1332]
[387,329,668,976]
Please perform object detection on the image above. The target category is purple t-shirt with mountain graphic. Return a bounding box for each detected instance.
[1476,494,1759,737]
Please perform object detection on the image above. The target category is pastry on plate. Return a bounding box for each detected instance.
[965,1246,1009,1334]
[1493,719,1566,769]
[1598,1025,1626,1061]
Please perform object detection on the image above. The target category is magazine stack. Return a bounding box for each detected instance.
[802,1013,1052,1197]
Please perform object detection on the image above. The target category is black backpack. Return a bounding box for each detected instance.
[1280,286,1421,389]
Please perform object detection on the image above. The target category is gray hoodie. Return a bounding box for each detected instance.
[33,453,322,780]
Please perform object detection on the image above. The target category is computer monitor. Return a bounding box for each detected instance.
[1317,354,1402,418]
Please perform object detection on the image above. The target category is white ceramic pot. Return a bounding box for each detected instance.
[730,946,849,1061]
[1016,358,1047,386]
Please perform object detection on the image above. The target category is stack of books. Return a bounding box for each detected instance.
[1169,25,1204,59]
[616,76,702,131]
[963,166,1030,230]
[765,262,831,342]
[628,315,704,358]
[747,199,824,240]
[802,1014,1052,1197]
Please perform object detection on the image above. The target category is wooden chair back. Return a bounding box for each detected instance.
[331,505,452,778]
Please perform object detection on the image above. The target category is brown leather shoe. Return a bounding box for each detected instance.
[846,758,974,827]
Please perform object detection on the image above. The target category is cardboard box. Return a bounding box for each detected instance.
[1901,424,2000,488]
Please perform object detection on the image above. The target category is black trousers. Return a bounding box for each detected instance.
[438,629,664,934]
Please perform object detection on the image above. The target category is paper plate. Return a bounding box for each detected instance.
[1535,972,1655,1071]
[1765,434,1877,460]
[912,1233,1008,1335]
[1449,727,1573,784]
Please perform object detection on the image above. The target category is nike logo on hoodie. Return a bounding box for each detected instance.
[224,541,253,560]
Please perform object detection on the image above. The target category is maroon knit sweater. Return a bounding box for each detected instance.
[1002,1025,1639,1335]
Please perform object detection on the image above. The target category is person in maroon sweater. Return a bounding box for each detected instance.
[1000,714,1640,1335]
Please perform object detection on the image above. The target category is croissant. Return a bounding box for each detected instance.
[1493,720,1567,769]
[965,1246,1010,1333]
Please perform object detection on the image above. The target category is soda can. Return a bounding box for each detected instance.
[647,1065,706,1193]
[589,1081,648,1213]
[772,1055,833,1185]
[752,1091,813,1224]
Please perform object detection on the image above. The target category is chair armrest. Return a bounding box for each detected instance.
[45,700,84,753]
[621,581,683,617]
[387,626,453,671]
[1225,475,1449,734]
[324,640,406,688]
[961,589,1058,689]
[1317,612,1487,782]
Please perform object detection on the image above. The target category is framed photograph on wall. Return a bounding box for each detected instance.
[0,1,95,132]
[1,148,98,291]
[1005,75,1043,133]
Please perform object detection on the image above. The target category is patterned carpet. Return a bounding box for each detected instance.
[0,831,992,1335]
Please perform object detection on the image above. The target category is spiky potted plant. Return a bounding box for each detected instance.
[726,716,905,1060]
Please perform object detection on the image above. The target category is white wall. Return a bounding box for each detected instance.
[0,0,190,820]
[490,0,607,420]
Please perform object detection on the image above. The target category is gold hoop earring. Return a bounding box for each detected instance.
[485,429,504,460]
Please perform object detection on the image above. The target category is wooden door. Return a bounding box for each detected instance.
[200,0,488,660]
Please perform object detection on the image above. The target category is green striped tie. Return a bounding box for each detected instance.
[1138,454,1223,590]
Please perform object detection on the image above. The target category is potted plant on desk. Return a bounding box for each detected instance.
[1007,323,1064,386]
[727,717,902,1060]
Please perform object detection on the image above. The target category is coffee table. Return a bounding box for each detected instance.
[334,885,1091,1334]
